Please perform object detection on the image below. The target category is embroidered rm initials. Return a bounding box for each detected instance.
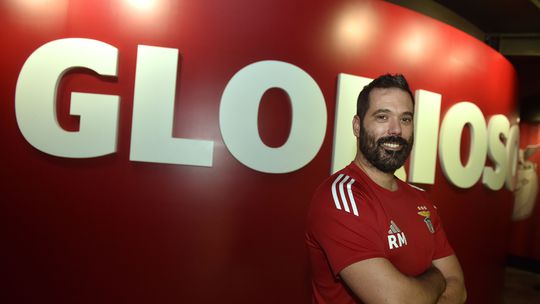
[388,232,408,249]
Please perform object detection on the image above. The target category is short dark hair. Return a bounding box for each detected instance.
[356,74,414,121]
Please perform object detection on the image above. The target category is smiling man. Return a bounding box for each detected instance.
[306,74,466,304]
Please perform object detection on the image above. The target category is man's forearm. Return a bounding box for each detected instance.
[432,255,467,304]
[341,258,448,304]
[412,265,447,303]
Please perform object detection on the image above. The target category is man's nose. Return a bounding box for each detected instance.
[387,117,402,136]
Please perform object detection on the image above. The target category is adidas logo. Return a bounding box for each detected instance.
[387,220,407,250]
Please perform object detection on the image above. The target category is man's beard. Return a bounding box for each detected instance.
[359,126,413,173]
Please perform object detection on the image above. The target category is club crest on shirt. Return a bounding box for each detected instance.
[417,206,435,234]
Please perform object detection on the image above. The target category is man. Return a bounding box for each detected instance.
[305,74,466,304]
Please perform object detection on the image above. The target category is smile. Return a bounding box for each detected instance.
[381,142,403,150]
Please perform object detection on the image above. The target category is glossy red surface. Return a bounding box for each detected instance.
[0,0,517,303]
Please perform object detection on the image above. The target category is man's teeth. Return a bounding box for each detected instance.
[382,142,400,148]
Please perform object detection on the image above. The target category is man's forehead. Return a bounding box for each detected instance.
[368,87,413,112]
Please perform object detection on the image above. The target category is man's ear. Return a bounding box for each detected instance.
[353,115,361,137]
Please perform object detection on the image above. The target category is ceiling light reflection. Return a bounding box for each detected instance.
[393,23,437,65]
[7,0,68,29]
[126,0,157,10]
[334,3,379,55]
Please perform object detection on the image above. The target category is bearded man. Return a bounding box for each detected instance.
[306,74,466,304]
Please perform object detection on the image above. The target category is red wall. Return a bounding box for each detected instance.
[0,0,517,303]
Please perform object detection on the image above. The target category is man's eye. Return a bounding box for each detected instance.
[401,117,412,123]
[376,115,387,121]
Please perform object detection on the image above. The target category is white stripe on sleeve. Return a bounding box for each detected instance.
[331,174,344,210]
[346,178,359,216]
[339,175,351,213]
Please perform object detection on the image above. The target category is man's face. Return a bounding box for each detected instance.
[355,87,414,173]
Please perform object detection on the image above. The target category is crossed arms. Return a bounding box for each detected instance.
[340,254,466,304]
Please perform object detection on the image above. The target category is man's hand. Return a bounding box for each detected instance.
[340,258,446,304]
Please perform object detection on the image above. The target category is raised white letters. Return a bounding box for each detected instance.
[220,60,327,173]
[439,102,488,188]
[129,45,214,166]
[408,90,442,184]
[13,39,521,191]
[482,115,510,190]
[15,38,120,158]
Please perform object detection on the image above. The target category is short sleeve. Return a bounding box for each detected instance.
[429,205,454,260]
[307,187,386,276]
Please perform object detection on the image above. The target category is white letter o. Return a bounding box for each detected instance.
[439,102,487,188]
[220,61,327,173]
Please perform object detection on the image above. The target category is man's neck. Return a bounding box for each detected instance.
[353,153,398,191]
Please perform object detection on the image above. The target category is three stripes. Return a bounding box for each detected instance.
[331,174,359,216]
[388,220,401,234]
